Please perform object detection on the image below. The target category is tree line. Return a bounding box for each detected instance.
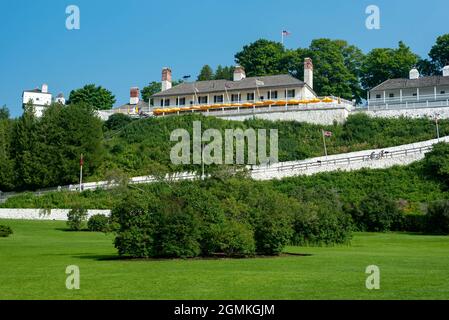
[183,34,449,104]
[0,103,104,191]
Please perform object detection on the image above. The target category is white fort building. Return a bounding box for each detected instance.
[22,84,65,117]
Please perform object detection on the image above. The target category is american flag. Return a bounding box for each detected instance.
[282,30,291,36]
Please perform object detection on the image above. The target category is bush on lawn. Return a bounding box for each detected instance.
[67,207,88,231]
[0,225,13,237]
[350,192,402,232]
[425,201,449,235]
[290,188,353,246]
[250,190,295,255]
[206,220,256,257]
[87,214,110,232]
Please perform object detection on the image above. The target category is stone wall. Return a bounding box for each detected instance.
[0,209,111,221]
[360,106,449,120]
[214,106,351,125]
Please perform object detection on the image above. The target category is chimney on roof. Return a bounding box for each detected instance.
[42,84,48,93]
[409,68,420,80]
[161,67,172,91]
[304,58,313,89]
[233,65,246,81]
[443,66,449,77]
[130,87,140,105]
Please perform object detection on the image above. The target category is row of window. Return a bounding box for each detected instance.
[375,91,446,99]
[159,90,296,107]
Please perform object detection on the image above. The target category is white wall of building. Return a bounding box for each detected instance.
[22,92,52,107]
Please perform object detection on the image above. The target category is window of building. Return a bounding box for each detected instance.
[176,98,186,106]
[267,91,278,99]
[441,91,446,95]
[164,99,170,106]
[247,93,255,101]
[198,96,208,104]
[376,94,381,99]
[160,99,164,107]
[413,93,417,97]
[214,95,224,103]
[287,89,296,98]
[231,94,241,102]
[389,93,395,98]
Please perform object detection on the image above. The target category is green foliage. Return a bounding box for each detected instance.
[350,192,402,232]
[0,225,13,238]
[235,39,286,77]
[214,65,234,80]
[87,214,110,232]
[141,81,162,104]
[197,65,214,81]
[290,188,353,246]
[0,117,16,190]
[423,142,449,186]
[7,103,104,191]
[361,41,419,90]
[68,84,116,110]
[67,207,88,231]
[425,201,449,235]
[0,105,9,120]
[429,34,449,71]
[206,220,256,257]
[104,113,133,131]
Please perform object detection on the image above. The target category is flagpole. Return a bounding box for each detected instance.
[322,130,328,158]
[79,154,83,193]
[281,31,284,46]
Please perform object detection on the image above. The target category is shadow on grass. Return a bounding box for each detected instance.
[72,252,313,262]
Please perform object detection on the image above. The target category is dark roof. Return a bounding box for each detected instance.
[114,100,149,112]
[152,74,310,98]
[371,76,449,91]
[23,88,51,95]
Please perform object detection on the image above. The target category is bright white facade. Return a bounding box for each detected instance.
[22,84,53,117]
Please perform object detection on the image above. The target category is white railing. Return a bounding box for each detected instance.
[368,93,449,109]
[250,145,433,175]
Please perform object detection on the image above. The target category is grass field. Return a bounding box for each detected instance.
[1,219,449,300]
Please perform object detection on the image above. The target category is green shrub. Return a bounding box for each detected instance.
[87,214,110,232]
[351,192,402,232]
[401,214,426,232]
[104,113,133,131]
[425,201,449,235]
[206,220,256,257]
[293,203,353,246]
[423,142,449,185]
[251,190,295,255]
[67,207,88,231]
[0,225,13,237]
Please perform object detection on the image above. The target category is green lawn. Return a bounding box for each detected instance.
[1,219,449,300]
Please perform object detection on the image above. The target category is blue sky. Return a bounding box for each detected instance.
[0,0,448,117]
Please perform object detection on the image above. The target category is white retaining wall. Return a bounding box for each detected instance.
[361,106,449,120]
[0,209,111,221]
[250,136,449,181]
[218,107,350,125]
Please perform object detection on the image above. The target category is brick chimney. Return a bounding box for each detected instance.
[304,58,313,89]
[233,65,246,81]
[162,67,172,91]
[130,87,140,105]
